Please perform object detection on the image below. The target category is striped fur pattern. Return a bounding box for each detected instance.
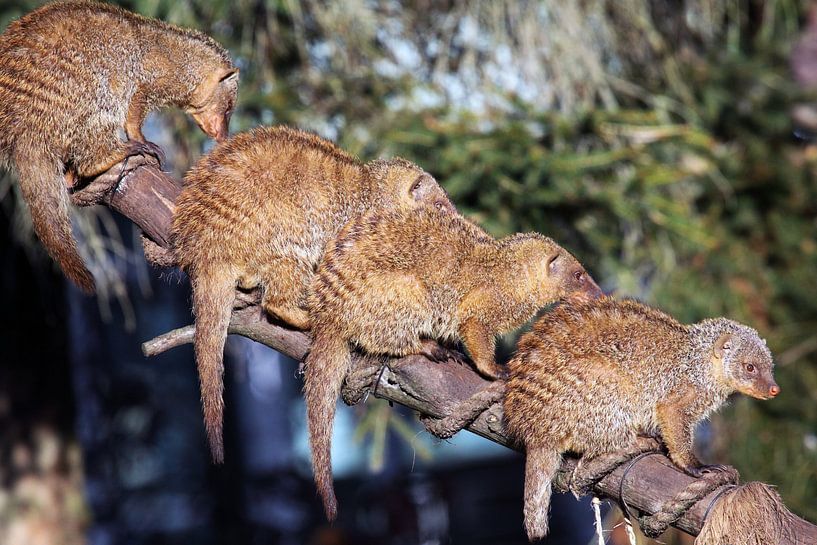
[304,206,602,520]
[504,297,778,540]
[0,1,236,292]
[171,125,455,463]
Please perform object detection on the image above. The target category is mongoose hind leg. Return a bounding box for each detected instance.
[260,262,311,330]
[568,436,663,497]
[263,300,310,330]
[340,355,384,406]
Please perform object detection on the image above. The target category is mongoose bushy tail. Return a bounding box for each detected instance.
[0,1,237,292]
[504,297,778,540]
[303,330,351,520]
[190,266,236,464]
[304,207,602,520]
[171,126,454,463]
[14,153,95,291]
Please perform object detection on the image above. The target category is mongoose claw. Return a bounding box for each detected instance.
[684,463,735,479]
[125,139,167,170]
[418,340,457,363]
[684,465,706,478]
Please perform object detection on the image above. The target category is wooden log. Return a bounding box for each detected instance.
[98,161,815,543]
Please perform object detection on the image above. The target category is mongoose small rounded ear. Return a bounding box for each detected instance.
[410,174,427,193]
[409,173,438,200]
[714,333,733,360]
[546,253,561,275]
[219,68,239,83]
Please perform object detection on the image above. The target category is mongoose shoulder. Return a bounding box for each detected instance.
[503,297,779,540]
[304,206,602,520]
[170,125,455,463]
[0,1,238,292]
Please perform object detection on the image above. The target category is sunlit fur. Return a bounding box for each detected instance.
[171,126,454,464]
[0,1,236,292]
[304,206,602,521]
[503,297,777,540]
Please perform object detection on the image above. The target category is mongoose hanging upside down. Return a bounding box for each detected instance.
[0,1,238,292]
[503,297,779,541]
[304,207,603,520]
[171,125,455,463]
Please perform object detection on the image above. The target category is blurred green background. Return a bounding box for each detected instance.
[1,1,816,543]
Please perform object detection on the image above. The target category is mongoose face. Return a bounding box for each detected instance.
[711,323,779,400]
[369,158,454,213]
[516,235,603,302]
[544,246,603,301]
[187,68,239,141]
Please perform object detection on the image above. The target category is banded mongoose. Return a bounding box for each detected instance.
[0,1,238,292]
[171,125,455,463]
[304,207,603,520]
[503,297,780,541]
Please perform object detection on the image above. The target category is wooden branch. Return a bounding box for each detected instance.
[95,161,815,543]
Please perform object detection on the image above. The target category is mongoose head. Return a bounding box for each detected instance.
[367,158,455,213]
[187,66,239,141]
[703,319,779,400]
[512,234,603,302]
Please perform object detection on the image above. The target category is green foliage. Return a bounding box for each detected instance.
[352,3,817,519]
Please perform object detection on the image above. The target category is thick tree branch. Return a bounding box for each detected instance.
[96,161,814,542]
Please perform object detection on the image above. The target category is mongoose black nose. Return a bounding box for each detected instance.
[769,384,780,397]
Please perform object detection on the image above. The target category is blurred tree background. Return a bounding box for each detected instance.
[1,0,816,544]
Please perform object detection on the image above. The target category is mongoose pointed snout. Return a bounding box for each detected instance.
[194,110,231,141]
[575,275,603,301]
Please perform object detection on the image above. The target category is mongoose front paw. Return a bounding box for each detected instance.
[125,139,167,170]
[684,463,733,479]
[418,340,463,363]
[477,362,508,380]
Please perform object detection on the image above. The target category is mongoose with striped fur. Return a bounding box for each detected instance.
[171,126,454,463]
[304,207,602,520]
[504,297,779,540]
[0,1,237,291]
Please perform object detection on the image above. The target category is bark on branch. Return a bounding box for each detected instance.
[96,161,815,543]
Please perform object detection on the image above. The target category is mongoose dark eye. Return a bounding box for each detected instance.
[410,176,425,194]
[744,363,756,373]
[573,270,584,281]
[435,200,446,211]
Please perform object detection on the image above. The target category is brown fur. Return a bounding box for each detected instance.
[304,207,602,520]
[696,482,796,545]
[503,297,779,540]
[171,125,454,463]
[0,1,237,292]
